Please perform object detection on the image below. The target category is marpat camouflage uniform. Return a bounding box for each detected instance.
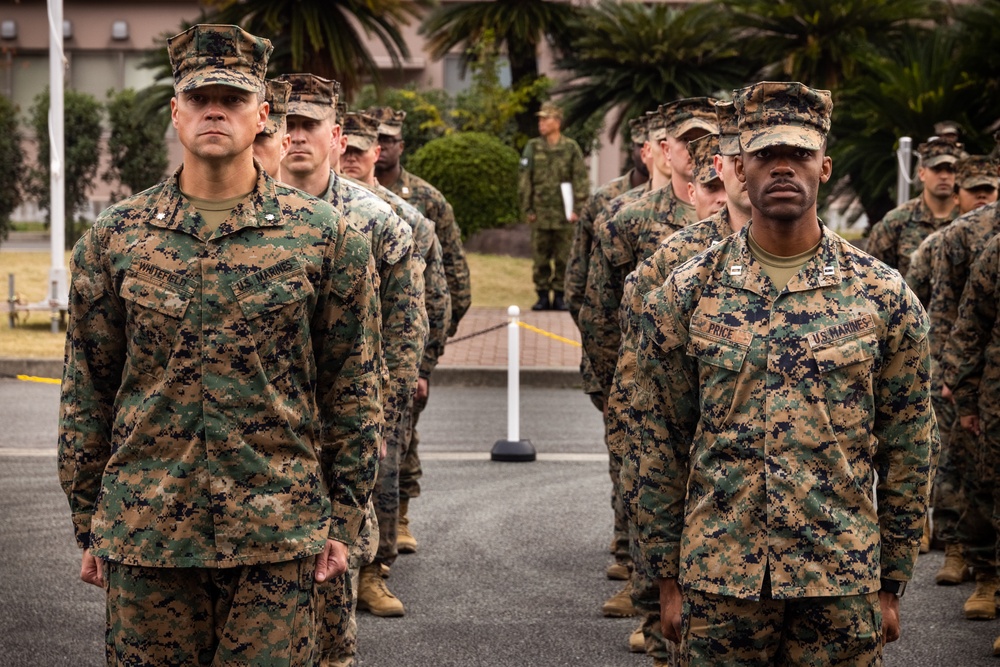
[633,224,933,602]
[867,195,958,278]
[387,167,469,336]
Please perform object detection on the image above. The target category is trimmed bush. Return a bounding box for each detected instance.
[408,132,520,238]
[0,95,24,245]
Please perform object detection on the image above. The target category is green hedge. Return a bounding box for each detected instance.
[408,132,520,239]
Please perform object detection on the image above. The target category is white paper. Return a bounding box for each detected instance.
[560,182,574,221]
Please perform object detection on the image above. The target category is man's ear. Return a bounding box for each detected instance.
[820,155,833,184]
[734,154,747,184]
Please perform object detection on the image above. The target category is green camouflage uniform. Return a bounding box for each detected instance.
[936,201,1000,574]
[519,134,589,292]
[612,207,738,664]
[59,164,383,664]
[633,224,934,660]
[866,195,957,277]
[948,232,1000,579]
[387,167,469,337]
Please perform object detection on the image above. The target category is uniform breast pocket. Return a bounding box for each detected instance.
[119,274,191,379]
[688,331,749,429]
[236,270,315,380]
[811,334,877,433]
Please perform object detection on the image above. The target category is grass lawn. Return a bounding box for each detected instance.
[0,249,538,359]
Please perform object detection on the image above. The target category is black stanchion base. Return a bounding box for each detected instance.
[490,439,536,462]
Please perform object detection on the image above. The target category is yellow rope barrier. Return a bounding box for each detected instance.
[516,321,582,348]
[16,374,61,385]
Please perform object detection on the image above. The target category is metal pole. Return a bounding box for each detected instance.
[896,137,912,208]
[48,0,67,333]
[491,305,535,462]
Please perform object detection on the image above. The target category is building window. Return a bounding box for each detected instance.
[443,53,511,94]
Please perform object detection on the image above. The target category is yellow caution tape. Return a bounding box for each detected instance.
[15,374,61,385]
[516,321,582,348]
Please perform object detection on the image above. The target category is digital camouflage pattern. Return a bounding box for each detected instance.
[917,137,966,169]
[632,224,934,599]
[386,167,469,336]
[932,201,1000,386]
[322,169,426,437]
[58,166,383,566]
[867,195,957,278]
[659,97,718,139]
[687,133,721,185]
[579,181,698,397]
[262,78,291,136]
[715,100,740,157]
[105,558,319,666]
[518,134,589,231]
[168,24,271,94]
[956,155,1000,190]
[343,112,379,151]
[367,106,406,139]
[904,229,944,309]
[278,73,338,121]
[682,588,883,665]
[735,82,832,153]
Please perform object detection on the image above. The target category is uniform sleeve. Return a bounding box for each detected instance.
[518,142,534,216]
[572,143,590,211]
[905,236,934,308]
[865,216,897,269]
[433,200,470,335]
[314,224,384,546]
[58,227,127,549]
[930,229,969,385]
[420,233,452,378]
[632,282,699,579]
[948,239,1000,417]
[872,282,935,581]
[564,200,597,323]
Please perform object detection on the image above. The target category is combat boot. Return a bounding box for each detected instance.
[552,291,568,311]
[935,543,971,585]
[602,580,636,617]
[920,515,931,553]
[397,498,418,554]
[531,290,551,311]
[628,624,645,653]
[357,564,405,617]
[963,575,999,620]
[606,562,629,580]
[993,634,1000,656]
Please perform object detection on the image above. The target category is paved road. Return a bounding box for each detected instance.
[0,379,996,666]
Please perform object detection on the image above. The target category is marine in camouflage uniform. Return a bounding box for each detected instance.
[948,231,1000,656]
[252,78,291,177]
[633,82,934,664]
[519,101,590,310]
[57,25,383,666]
[371,105,470,337]
[866,138,966,277]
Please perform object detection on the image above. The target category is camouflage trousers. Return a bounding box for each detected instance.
[681,587,883,666]
[400,388,427,501]
[104,558,318,666]
[318,503,378,667]
[531,226,574,293]
[931,393,965,544]
[607,441,630,569]
[374,393,412,567]
[956,411,1000,575]
[631,567,675,663]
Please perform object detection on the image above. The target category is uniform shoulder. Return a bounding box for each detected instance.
[402,170,446,200]
[874,197,923,229]
[93,182,167,228]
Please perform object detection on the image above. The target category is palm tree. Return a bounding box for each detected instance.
[204,0,434,98]
[717,0,948,91]
[554,1,749,141]
[419,0,580,136]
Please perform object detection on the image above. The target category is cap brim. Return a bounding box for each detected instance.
[924,155,959,168]
[718,134,740,157]
[377,125,403,138]
[670,118,718,139]
[287,101,334,121]
[694,171,721,186]
[961,175,999,189]
[176,70,261,94]
[345,135,376,151]
[260,116,284,136]
[740,126,824,153]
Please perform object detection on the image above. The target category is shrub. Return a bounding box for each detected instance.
[354,84,452,166]
[408,131,520,238]
[0,95,24,246]
[103,88,170,203]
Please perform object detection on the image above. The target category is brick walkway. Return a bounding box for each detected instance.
[438,307,582,369]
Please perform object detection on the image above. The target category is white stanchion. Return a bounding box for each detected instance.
[490,305,536,462]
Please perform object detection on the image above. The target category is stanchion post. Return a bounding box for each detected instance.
[491,305,536,462]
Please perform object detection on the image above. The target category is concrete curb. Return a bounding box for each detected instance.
[0,358,582,389]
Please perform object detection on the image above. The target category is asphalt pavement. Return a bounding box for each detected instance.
[1,379,997,666]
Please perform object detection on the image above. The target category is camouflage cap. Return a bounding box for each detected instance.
[260,79,291,136]
[734,81,832,153]
[367,106,407,139]
[629,116,649,145]
[342,112,380,151]
[919,137,967,169]
[714,100,740,157]
[933,120,962,140]
[659,97,719,139]
[687,134,721,185]
[168,24,271,94]
[278,73,338,121]
[537,101,563,120]
[955,155,999,190]
[646,110,667,142]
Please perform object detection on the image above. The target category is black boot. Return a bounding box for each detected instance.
[552,291,568,311]
[531,290,551,311]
